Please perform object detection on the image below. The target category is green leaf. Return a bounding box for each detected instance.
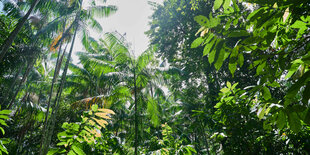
[256,62,266,75]
[214,102,223,108]
[226,81,232,88]
[47,148,66,155]
[232,0,239,12]
[229,62,237,75]
[72,145,86,155]
[194,15,209,27]
[291,20,307,29]
[268,81,280,88]
[90,6,118,18]
[214,48,225,70]
[285,71,310,106]
[304,108,310,125]
[238,53,244,67]
[0,110,11,115]
[231,83,238,90]
[262,86,271,100]
[203,38,216,56]
[68,150,77,155]
[0,142,8,154]
[247,7,267,21]
[223,96,234,102]
[302,82,310,104]
[0,120,8,127]
[257,104,267,120]
[288,112,301,133]
[214,0,223,11]
[0,115,8,120]
[208,49,217,64]
[220,87,230,93]
[191,37,204,48]
[209,13,221,27]
[204,33,214,44]
[209,40,224,64]
[0,127,4,135]
[223,0,230,10]
[225,18,233,30]
[147,96,160,127]
[57,142,67,146]
[277,111,286,129]
[228,30,250,37]
[91,104,98,112]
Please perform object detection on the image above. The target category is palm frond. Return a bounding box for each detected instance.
[88,5,117,18]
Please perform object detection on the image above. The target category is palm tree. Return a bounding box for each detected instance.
[39,0,117,154]
[0,0,40,62]
[74,32,166,154]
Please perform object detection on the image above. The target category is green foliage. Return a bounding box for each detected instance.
[1,0,310,154]
[153,123,197,154]
[48,105,114,154]
[0,109,11,155]
[192,0,310,133]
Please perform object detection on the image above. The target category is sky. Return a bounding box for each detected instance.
[0,0,164,59]
[74,0,164,57]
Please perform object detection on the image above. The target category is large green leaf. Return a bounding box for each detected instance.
[262,86,271,100]
[0,110,11,115]
[291,20,307,29]
[247,7,267,21]
[214,48,226,70]
[302,82,310,104]
[285,71,310,106]
[228,30,250,37]
[194,15,209,27]
[277,110,286,129]
[257,104,267,120]
[304,108,310,125]
[288,112,301,133]
[191,37,204,48]
[72,145,86,155]
[203,38,216,56]
[214,0,223,11]
[223,0,230,10]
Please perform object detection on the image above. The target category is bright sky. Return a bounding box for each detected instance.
[74,0,164,57]
[0,0,164,60]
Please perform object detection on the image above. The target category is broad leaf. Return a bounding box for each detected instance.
[288,112,301,133]
[191,37,204,48]
[214,0,223,11]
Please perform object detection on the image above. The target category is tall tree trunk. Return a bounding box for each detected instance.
[40,26,78,155]
[8,58,35,109]
[134,67,138,155]
[1,64,24,105]
[40,20,66,151]
[0,0,40,62]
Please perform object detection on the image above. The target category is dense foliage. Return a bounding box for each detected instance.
[0,0,309,154]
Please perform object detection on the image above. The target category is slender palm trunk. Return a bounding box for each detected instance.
[40,20,67,151]
[8,58,35,109]
[1,64,24,105]
[134,67,138,155]
[40,26,78,155]
[0,0,40,62]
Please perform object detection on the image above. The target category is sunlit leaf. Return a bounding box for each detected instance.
[214,0,223,11]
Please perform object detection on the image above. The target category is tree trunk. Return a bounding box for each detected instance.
[0,0,40,62]
[1,64,24,105]
[40,26,78,155]
[40,20,66,152]
[7,58,35,109]
[134,67,138,155]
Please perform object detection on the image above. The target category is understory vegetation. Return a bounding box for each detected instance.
[0,0,309,154]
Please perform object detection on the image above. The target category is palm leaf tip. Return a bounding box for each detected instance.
[89,5,118,18]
